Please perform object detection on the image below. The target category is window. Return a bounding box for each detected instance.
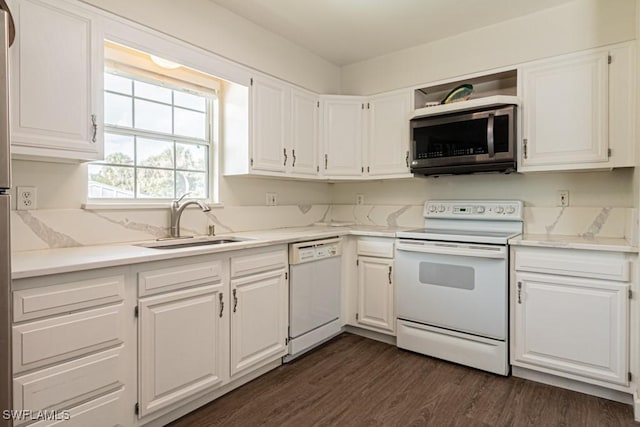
[88,69,216,201]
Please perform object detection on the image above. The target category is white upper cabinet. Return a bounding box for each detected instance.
[8,0,103,161]
[518,43,635,172]
[320,95,365,177]
[365,90,411,177]
[289,87,319,176]
[250,75,289,174]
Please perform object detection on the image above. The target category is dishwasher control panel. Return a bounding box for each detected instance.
[289,237,343,264]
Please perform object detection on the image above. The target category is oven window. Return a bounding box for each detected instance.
[419,262,475,290]
[413,114,510,160]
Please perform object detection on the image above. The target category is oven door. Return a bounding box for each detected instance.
[395,239,508,340]
[411,105,516,169]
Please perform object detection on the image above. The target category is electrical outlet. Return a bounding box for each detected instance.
[356,194,364,205]
[266,192,277,206]
[17,186,37,211]
[557,190,569,207]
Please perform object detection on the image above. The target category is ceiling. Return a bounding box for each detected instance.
[209,0,575,66]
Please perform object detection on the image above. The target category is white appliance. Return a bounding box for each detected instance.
[395,200,523,375]
[0,3,14,423]
[285,237,343,361]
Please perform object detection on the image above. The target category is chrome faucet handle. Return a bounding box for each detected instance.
[174,192,191,206]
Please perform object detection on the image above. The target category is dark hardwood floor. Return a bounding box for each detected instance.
[169,333,637,426]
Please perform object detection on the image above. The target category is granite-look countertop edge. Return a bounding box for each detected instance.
[509,234,638,253]
[11,225,405,279]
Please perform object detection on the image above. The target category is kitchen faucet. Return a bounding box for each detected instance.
[170,193,211,238]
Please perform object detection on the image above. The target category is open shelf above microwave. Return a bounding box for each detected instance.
[412,95,520,120]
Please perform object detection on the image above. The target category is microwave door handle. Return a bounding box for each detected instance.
[487,113,495,158]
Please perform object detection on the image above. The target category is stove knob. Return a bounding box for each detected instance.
[438,205,446,213]
[429,204,437,213]
[495,206,504,214]
[476,206,485,214]
[506,206,516,214]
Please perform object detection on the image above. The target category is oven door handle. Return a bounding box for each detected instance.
[396,240,507,259]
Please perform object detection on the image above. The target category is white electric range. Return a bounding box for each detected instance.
[395,200,523,375]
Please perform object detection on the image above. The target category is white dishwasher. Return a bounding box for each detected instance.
[285,237,343,361]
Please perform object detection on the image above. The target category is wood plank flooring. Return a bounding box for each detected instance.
[169,333,637,426]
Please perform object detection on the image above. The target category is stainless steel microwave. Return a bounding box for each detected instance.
[410,104,517,176]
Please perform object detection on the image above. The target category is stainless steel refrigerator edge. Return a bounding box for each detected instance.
[0,4,14,426]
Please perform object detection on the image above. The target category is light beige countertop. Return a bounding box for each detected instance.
[509,234,638,253]
[11,225,405,280]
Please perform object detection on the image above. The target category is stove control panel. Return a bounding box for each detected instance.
[425,200,523,220]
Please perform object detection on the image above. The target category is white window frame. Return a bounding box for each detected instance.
[85,58,221,209]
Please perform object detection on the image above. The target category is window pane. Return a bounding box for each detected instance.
[88,165,134,198]
[104,133,134,165]
[134,80,172,103]
[176,171,207,199]
[176,143,207,171]
[174,108,206,139]
[105,73,132,95]
[137,137,174,168]
[174,91,206,111]
[137,168,175,198]
[134,99,172,134]
[105,93,132,127]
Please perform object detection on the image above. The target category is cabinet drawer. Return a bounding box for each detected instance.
[357,238,394,258]
[14,346,123,415]
[28,388,125,427]
[13,275,125,322]
[514,247,629,282]
[13,303,124,373]
[231,248,287,278]
[138,260,223,296]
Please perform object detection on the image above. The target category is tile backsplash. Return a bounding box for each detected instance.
[10,204,635,252]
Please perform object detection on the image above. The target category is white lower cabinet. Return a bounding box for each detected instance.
[230,248,288,377]
[230,269,288,376]
[511,246,631,388]
[11,270,131,426]
[138,284,227,418]
[355,238,395,335]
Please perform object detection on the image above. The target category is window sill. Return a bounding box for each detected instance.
[82,201,224,210]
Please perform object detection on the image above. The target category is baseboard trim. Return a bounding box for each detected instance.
[344,325,396,345]
[512,366,633,405]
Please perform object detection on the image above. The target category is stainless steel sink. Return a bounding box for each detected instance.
[136,236,250,250]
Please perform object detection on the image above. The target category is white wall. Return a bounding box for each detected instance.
[81,0,341,94]
[331,169,634,208]
[10,160,332,209]
[341,0,636,95]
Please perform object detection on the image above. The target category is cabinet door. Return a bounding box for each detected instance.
[230,269,287,376]
[251,76,288,173]
[9,0,103,160]
[321,97,364,177]
[366,91,411,176]
[513,272,628,385]
[290,88,319,176]
[357,257,394,334]
[138,284,226,417]
[520,51,609,169]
